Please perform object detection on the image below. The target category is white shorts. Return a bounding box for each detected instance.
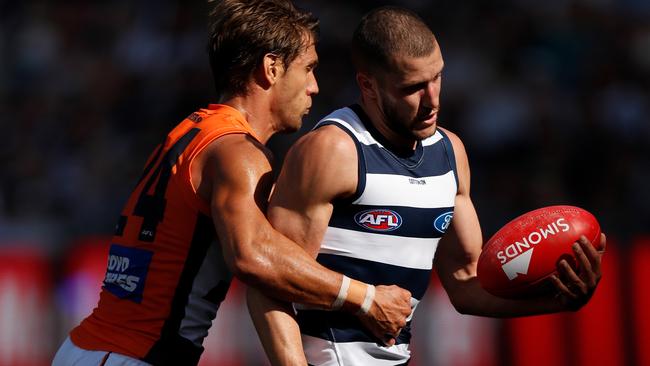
[52,337,152,366]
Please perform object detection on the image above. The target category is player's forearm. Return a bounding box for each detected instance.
[230,237,337,307]
[444,276,565,317]
[247,288,307,366]
[229,229,370,311]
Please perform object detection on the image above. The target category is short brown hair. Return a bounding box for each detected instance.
[351,6,436,74]
[208,0,319,98]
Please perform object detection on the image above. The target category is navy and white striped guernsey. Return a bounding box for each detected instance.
[298,105,459,366]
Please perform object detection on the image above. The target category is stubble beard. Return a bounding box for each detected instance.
[380,97,419,142]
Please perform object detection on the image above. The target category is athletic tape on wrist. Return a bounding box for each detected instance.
[331,275,350,310]
[357,284,375,315]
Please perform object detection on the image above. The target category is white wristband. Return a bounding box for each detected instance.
[357,284,375,315]
[331,275,350,310]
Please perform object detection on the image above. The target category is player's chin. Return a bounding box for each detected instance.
[411,123,437,141]
[279,118,302,134]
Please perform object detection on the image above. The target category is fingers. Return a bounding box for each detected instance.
[553,255,589,299]
[574,235,602,285]
[362,317,401,347]
[551,234,607,311]
[573,239,595,282]
[578,235,600,263]
[599,233,607,252]
[549,274,576,299]
[383,333,398,347]
[398,287,412,303]
[391,286,413,317]
[561,258,589,296]
[363,285,411,346]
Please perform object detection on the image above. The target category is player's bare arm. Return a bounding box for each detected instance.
[434,127,605,317]
[247,288,306,366]
[249,125,413,364]
[194,133,344,307]
[271,125,412,335]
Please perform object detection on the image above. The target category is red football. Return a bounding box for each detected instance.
[477,205,602,298]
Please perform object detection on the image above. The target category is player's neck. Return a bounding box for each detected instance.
[221,93,278,145]
[358,100,417,153]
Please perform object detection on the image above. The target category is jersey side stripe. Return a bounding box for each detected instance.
[178,238,233,346]
[143,214,215,365]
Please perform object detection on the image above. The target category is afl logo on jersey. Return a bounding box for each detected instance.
[434,211,454,234]
[354,209,403,232]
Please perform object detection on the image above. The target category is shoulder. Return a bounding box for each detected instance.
[437,127,466,157]
[205,133,273,166]
[198,133,274,191]
[279,124,358,200]
[438,126,471,193]
[291,124,357,160]
[438,126,469,169]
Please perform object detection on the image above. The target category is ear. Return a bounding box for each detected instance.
[259,53,284,87]
[356,72,378,101]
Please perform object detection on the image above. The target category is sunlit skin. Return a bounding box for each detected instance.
[249,16,606,366]
[271,40,320,133]
[222,34,319,144]
[358,39,444,151]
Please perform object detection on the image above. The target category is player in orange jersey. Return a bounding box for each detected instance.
[52,1,411,365]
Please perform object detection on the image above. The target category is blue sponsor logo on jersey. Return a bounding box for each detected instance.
[433,211,454,234]
[354,209,403,232]
[103,244,153,303]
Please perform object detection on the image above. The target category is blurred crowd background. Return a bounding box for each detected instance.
[0,0,649,365]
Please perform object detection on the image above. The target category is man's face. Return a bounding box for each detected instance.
[272,41,319,133]
[372,42,444,141]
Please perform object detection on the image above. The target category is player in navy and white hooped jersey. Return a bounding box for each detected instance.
[249,5,606,366]
[294,104,458,364]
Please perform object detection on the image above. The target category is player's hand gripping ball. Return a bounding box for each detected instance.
[477,205,602,298]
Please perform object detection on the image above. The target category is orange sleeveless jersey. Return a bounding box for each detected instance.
[70,104,260,365]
